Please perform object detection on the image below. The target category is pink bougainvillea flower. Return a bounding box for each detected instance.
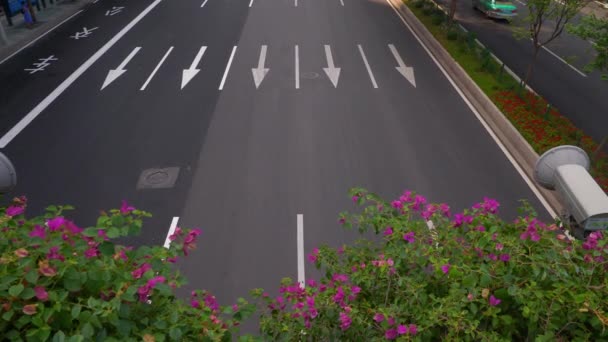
[14,248,28,258]
[489,295,501,306]
[339,312,352,331]
[387,317,395,326]
[500,254,510,262]
[137,285,151,302]
[398,324,408,335]
[84,247,99,258]
[332,274,348,283]
[65,220,82,234]
[47,246,64,261]
[453,213,473,228]
[147,276,166,288]
[439,203,451,217]
[385,329,398,340]
[391,200,403,210]
[351,285,361,295]
[169,227,183,241]
[409,324,418,335]
[308,247,319,263]
[183,228,202,256]
[38,260,56,277]
[120,200,135,214]
[47,217,66,231]
[29,225,46,239]
[410,195,427,211]
[352,195,359,204]
[131,263,152,279]
[338,217,346,225]
[403,232,415,244]
[487,253,498,261]
[334,287,345,305]
[114,249,128,261]
[441,264,451,275]
[22,304,37,315]
[190,299,200,308]
[167,256,178,263]
[400,191,413,203]
[6,205,24,217]
[307,279,317,288]
[34,286,48,301]
[495,243,504,251]
[383,226,393,236]
[373,313,384,323]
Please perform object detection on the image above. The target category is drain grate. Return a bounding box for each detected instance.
[137,167,180,189]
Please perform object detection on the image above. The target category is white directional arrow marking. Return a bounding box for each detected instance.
[252,45,269,89]
[323,45,340,88]
[101,47,140,90]
[388,44,416,87]
[181,46,207,89]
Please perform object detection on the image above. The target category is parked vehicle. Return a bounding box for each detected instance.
[473,0,518,20]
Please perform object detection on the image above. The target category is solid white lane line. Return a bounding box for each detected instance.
[340,0,345,5]
[385,0,557,219]
[163,217,180,249]
[249,0,254,7]
[357,44,378,88]
[0,0,164,148]
[219,46,237,90]
[295,45,300,89]
[540,44,587,77]
[297,214,305,287]
[514,0,525,5]
[295,0,298,6]
[0,10,83,65]
[140,46,174,91]
[201,0,209,7]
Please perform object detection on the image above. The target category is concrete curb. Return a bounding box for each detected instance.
[0,0,90,64]
[387,0,564,217]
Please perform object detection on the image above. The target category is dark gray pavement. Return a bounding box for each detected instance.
[0,0,550,309]
[437,0,608,144]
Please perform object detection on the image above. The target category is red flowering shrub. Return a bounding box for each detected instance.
[494,91,608,192]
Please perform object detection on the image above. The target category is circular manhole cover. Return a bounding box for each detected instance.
[301,71,319,79]
[146,170,170,185]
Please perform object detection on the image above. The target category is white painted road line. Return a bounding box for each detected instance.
[385,0,557,219]
[295,45,300,89]
[388,44,416,87]
[181,46,207,89]
[141,46,174,91]
[541,44,587,77]
[252,45,269,89]
[249,0,255,7]
[163,217,180,249]
[219,46,237,90]
[101,47,141,90]
[323,45,341,88]
[514,0,526,5]
[297,214,305,288]
[0,0,163,148]
[295,0,298,6]
[201,0,209,7]
[358,44,378,88]
[340,0,345,5]
[0,10,83,65]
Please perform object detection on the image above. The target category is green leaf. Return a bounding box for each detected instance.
[8,284,24,297]
[106,228,121,239]
[52,331,66,342]
[155,283,172,296]
[37,327,51,341]
[82,227,98,237]
[111,215,125,228]
[480,273,491,287]
[81,323,94,338]
[463,274,477,288]
[68,335,84,342]
[25,270,39,284]
[98,242,115,256]
[169,327,182,340]
[64,278,81,292]
[20,287,35,300]
[71,305,81,319]
[2,310,14,321]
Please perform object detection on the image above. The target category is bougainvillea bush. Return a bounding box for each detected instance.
[255,188,608,341]
[494,90,608,192]
[0,197,254,341]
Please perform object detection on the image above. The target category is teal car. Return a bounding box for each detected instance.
[473,0,518,20]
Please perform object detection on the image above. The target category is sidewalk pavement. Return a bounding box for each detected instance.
[0,0,89,63]
[582,1,608,18]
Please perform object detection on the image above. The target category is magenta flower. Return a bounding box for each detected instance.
[387,317,395,326]
[352,195,359,204]
[131,263,152,279]
[47,217,66,231]
[38,261,56,277]
[84,247,99,258]
[441,264,451,274]
[308,247,319,263]
[495,243,504,251]
[500,254,510,262]
[489,295,501,306]
[6,205,24,217]
[114,250,128,261]
[47,246,64,261]
[400,191,413,203]
[397,324,408,334]
[147,276,166,288]
[410,195,427,211]
[374,313,385,323]
[487,253,497,261]
[34,286,48,301]
[338,217,346,225]
[167,256,178,263]
[391,200,403,209]
[65,221,82,234]
[137,285,151,302]
[307,279,317,288]
[334,287,345,305]
[190,299,200,308]
[333,274,348,283]
[453,213,473,227]
[97,229,108,240]
[339,312,352,331]
[409,324,418,335]
[383,226,393,236]
[351,285,361,295]
[120,200,135,214]
[385,329,398,340]
[14,248,28,258]
[403,232,415,244]
[439,203,451,217]
[22,304,37,315]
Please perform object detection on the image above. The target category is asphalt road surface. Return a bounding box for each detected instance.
[436,0,608,144]
[0,0,552,310]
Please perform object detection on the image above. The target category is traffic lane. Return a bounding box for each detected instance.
[177,0,550,307]
[2,0,252,246]
[0,0,155,135]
